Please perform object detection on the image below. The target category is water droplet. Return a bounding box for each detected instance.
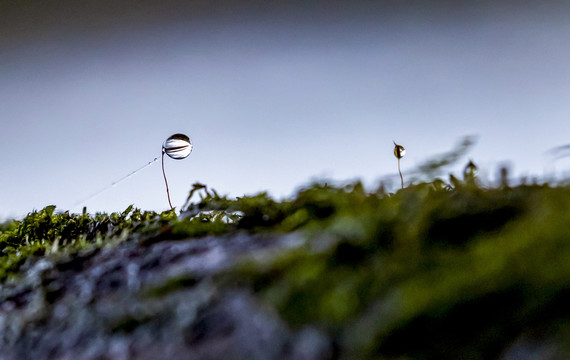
[163,133,192,159]
[393,141,406,159]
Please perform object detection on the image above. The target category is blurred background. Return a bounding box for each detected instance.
[1,0,570,220]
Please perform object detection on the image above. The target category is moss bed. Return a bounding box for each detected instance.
[1,173,570,359]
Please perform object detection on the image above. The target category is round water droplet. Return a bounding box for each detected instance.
[163,133,192,159]
[393,142,406,159]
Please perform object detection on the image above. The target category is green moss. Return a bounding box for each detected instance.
[2,168,570,359]
[221,179,570,359]
[145,275,200,298]
[0,206,178,282]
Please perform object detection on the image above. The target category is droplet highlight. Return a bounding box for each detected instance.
[163,133,192,159]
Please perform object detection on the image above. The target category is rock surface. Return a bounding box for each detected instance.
[0,233,331,360]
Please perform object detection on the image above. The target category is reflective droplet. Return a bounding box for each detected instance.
[163,133,192,159]
[393,141,406,159]
[464,160,478,175]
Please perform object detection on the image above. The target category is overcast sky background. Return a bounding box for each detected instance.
[1,1,570,220]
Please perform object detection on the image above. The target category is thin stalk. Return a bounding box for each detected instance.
[398,158,403,189]
[72,157,158,209]
[162,151,173,209]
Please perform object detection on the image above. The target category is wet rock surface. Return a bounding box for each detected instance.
[0,233,331,360]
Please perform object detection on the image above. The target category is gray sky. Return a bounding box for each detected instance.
[1,1,570,219]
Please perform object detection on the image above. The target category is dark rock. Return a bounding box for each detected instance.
[499,335,567,360]
[0,232,329,360]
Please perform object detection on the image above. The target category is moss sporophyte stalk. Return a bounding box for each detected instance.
[162,133,193,210]
[393,141,406,189]
[71,133,193,211]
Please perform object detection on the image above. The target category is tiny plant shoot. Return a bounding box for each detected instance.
[162,133,193,209]
[393,141,406,189]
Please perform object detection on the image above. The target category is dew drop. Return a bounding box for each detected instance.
[393,141,406,159]
[163,133,192,159]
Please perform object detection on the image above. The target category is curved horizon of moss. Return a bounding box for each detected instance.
[1,172,570,359]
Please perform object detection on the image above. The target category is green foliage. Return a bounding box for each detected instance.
[218,177,570,359]
[175,174,569,360]
[1,163,570,359]
[0,205,175,282]
[411,135,478,181]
